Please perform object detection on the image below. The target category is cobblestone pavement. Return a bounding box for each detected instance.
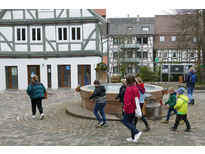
[0,89,205,146]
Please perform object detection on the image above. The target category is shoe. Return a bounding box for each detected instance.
[32,115,36,119]
[96,121,104,127]
[143,126,151,132]
[162,120,169,123]
[133,132,142,142]
[170,126,177,131]
[102,123,108,127]
[126,137,134,142]
[184,129,191,132]
[40,113,44,120]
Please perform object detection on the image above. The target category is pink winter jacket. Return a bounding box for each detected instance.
[123,85,140,114]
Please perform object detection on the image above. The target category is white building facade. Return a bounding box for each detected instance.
[0,9,106,91]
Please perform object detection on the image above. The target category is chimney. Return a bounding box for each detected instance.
[137,15,140,22]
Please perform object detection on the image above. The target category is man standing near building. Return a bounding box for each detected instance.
[183,67,198,105]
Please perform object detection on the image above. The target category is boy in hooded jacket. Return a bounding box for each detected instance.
[89,80,107,127]
[170,87,191,132]
[134,77,151,132]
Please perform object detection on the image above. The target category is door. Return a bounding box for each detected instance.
[78,65,91,86]
[58,65,71,88]
[27,65,40,85]
[5,66,18,89]
[47,65,51,88]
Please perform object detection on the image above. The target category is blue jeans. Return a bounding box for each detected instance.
[93,102,106,124]
[166,108,177,121]
[122,113,140,139]
[187,87,194,101]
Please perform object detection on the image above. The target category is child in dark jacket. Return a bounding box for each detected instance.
[116,79,127,117]
[134,77,150,132]
[162,87,177,123]
[89,80,107,127]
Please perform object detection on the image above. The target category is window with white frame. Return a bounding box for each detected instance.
[163,50,168,58]
[172,51,177,58]
[57,26,68,42]
[30,26,42,43]
[182,51,187,58]
[70,26,82,42]
[113,66,118,74]
[160,36,165,42]
[15,26,27,43]
[190,51,195,57]
[171,36,176,42]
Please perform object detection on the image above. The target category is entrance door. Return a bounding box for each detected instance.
[5,66,18,89]
[78,65,91,86]
[58,65,71,88]
[27,65,40,85]
[47,65,51,88]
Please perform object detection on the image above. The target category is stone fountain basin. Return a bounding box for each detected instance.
[80,83,163,118]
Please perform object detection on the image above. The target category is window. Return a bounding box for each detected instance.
[143,37,148,44]
[172,51,177,58]
[113,66,118,74]
[136,52,141,58]
[163,51,168,58]
[143,52,148,58]
[119,38,124,44]
[128,67,132,74]
[127,51,133,58]
[57,26,68,42]
[142,27,150,31]
[137,37,142,44]
[127,38,132,44]
[30,27,42,43]
[113,38,118,45]
[70,26,82,41]
[160,36,165,42]
[193,37,197,43]
[119,52,123,58]
[113,52,118,59]
[190,51,195,57]
[15,27,27,43]
[171,36,176,42]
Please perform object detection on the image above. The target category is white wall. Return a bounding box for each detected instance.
[0,57,101,91]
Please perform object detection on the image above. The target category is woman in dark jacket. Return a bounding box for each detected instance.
[122,75,142,143]
[27,75,46,120]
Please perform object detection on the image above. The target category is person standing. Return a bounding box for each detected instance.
[183,67,198,105]
[170,87,191,132]
[89,80,107,127]
[27,75,46,120]
[122,75,142,143]
[116,79,127,118]
[134,77,151,132]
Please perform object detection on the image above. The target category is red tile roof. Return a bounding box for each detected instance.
[93,9,106,18]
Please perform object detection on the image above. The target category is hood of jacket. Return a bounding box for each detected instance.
[178,94,189,102]
[137,83,145,94]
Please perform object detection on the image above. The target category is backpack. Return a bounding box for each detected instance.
[190,74,197,83]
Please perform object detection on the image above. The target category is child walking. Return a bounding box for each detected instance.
[170,87,191,132]
[162,87,177,123]
[133,77,151,132]
[89,80,107,127]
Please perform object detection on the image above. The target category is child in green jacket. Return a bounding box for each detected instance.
[170,87,191,132]
[162,87,177,123]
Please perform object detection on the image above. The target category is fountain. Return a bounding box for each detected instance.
[80,83,164,119]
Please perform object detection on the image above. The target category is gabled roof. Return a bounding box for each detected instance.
[93,9,106,18]
[108,17,154,35]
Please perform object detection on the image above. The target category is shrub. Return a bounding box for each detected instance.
[95,62,108,71]
[137,66,156,82]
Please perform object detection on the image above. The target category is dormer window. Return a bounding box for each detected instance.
[142,27,150,31]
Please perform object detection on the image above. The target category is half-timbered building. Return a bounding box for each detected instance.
[0,9,106,91]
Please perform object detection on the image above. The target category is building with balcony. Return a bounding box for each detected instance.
[107,17,154,77]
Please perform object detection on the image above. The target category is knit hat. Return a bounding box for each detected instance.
[177,87,185,95]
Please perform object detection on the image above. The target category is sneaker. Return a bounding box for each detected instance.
[184,129,191,132]
[126,137,134,142]
[170,126,177,131]
[162,120,169,123]
[32,115,36,119]
[96,121,104,127]
[133,132,142,142]
[102,123,108,127]
[40,113,44,120]
[143,126,151,132]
